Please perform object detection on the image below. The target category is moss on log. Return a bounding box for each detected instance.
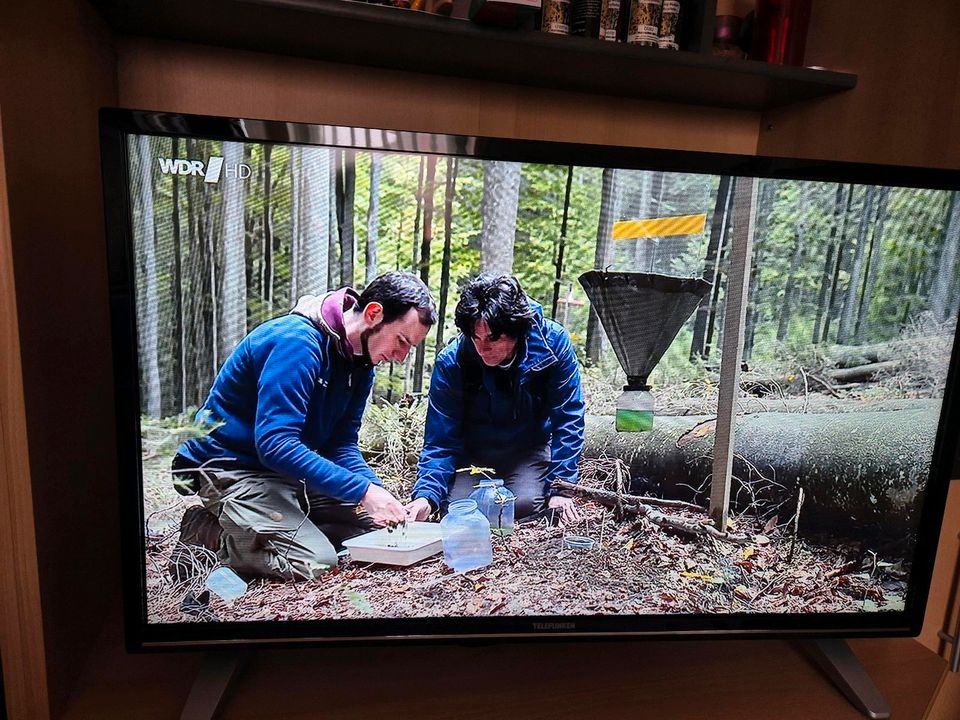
[583,405,939,534]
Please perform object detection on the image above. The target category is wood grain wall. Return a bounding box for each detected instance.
[0,1,118,717]
[758,0,960,168]
[116,38,759,155]
[2,1,960,717]
[0,106,50,720]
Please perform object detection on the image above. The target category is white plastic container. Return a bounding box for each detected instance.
[616,388,654,432]
[205,566,247,602]
[342,522,443,566]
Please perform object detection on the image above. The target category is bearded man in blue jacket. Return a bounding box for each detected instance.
[405,274,585,525]
[171,272,436,582]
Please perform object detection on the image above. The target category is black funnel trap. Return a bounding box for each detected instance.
[579,271,711,431]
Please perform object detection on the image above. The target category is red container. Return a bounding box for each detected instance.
[750,0,811,66]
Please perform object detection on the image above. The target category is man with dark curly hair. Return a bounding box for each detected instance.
[406,274,585,525]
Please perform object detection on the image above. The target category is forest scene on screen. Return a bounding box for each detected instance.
[128,134,959,624]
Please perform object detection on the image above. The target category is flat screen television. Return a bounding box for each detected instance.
[100,108,959,654]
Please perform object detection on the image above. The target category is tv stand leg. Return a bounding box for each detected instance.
[800,639,891,719]
[181,652,247,720]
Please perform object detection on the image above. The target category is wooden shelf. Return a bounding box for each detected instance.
[95,0,857,112]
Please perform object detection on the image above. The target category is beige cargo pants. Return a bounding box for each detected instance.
[194,468,375,581]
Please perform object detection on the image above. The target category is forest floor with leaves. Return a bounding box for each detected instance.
[141,443,909,624]
[138,324,948,622]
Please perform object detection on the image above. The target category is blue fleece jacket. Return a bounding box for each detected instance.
[413,302,585,509]
[177,311,379,504]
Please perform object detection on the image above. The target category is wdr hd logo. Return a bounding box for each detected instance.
[157,156,252,183]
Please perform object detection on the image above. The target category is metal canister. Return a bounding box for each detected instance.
[599,0,623,41]
[541,0,572,34]
[657,0,681,49]
[627,0,662,47]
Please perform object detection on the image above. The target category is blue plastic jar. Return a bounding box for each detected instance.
[440,499,493,572]
[469,479,516,537]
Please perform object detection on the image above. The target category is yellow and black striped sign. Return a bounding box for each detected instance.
[613,213,707,240]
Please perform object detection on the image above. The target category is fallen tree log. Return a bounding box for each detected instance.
[583,407,939,535]
[738,361,901,397]
[825,360,900,383]
[660,396,940,417]
[826,340,901,368]
[826,335,952,368]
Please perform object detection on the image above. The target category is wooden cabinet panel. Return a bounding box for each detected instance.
[758,0,960,168]
[116,38,760,156]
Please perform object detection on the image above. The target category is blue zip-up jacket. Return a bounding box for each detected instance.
[177,308,379,504]
[413,302,585,509]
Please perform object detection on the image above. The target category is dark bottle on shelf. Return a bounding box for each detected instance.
[571,0,602,37]
[616,0,631,41]
[713,13,745,58]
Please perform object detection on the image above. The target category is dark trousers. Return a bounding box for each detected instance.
[446,443,551,520]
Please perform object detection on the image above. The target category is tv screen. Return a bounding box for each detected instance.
[100,109,959,649]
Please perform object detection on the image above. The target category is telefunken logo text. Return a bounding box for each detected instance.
[157,157,252,183]
[532,622,576,631]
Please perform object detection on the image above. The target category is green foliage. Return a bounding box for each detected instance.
[140,409,221,459]
[131,137,960,420]
[359,399,427,497]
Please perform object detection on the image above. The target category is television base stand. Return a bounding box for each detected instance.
[799,639,891,719]
[181,651,247,720]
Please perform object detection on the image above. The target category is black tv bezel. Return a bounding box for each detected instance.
[99,107,960,652]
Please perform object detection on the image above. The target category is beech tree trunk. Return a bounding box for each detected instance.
[411,156,425,273]
[365,154,381,286]
[336,149,356,287]
[586,167,619,363]
[413,155,437,395]
[690,175,732,361]
[777,182,810,342]
[823,184,856,344]
[170,137,186,413]
[582,408,935,533]
[813,184,848,344]
[480,160,521,274]
[436,157,458,352]
[262,144,275,317]
[293,146,332,299]
[930,191,960,323]
[633,171,655,271]
[703,184,735,358]
[743,181,776,362]
[219,141,247,361]
[838,186,876,344]
[854,186,890,344]
[551,166,574,320]
[328,156,340,289]
[135,134,162,417]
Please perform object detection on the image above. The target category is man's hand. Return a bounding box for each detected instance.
[548,495,582,525]
[360,483,407,527]
[404,497,433,522]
